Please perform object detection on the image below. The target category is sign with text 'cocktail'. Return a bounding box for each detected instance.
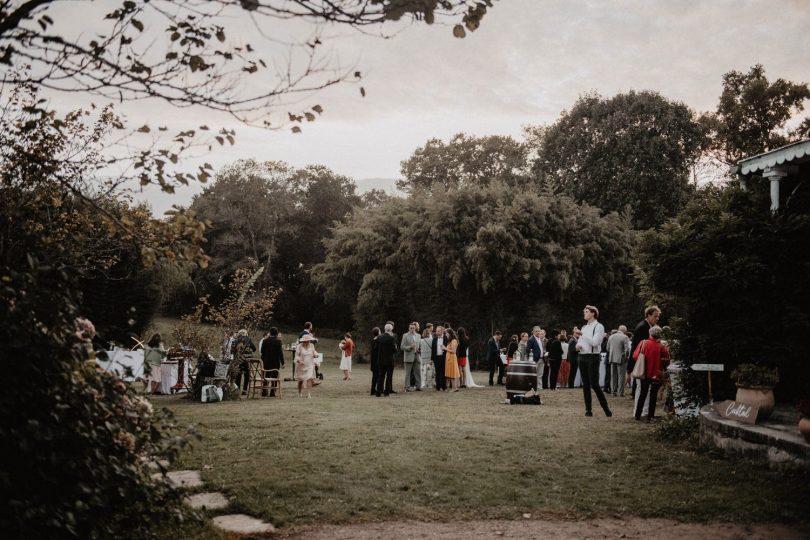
[714,400,759,425]
[692,364,724,371]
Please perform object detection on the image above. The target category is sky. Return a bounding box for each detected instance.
[43,0,810,215]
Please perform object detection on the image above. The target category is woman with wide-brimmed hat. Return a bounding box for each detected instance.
[295,333,319,398]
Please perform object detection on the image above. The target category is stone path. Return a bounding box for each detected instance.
[158,468,275,536]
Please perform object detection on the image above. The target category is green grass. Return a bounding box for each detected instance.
[156,361,810,531]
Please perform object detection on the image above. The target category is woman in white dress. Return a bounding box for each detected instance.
[295,334,318,398]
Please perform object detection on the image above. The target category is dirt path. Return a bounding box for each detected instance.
[279,517,807,539]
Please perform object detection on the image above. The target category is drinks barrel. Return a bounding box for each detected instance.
[506,360,537,398]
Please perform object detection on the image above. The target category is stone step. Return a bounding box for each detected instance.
[185,492,229,510]
[159,470,204,489]
[212,514,275,535]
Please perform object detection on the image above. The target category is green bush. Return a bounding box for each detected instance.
[730,363,779,388]
[639,185,810,404]
[0,263,198,539]
[655,414,700,446]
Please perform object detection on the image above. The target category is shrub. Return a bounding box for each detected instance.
[730,363,779,388]
[638,185,810,404]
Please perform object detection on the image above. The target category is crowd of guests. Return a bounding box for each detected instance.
[368,321,476,397]
[216,304,670,420]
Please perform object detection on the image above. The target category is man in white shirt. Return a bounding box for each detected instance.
[576,305,612,417]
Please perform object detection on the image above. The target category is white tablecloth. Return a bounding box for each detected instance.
[159,361,192,394]
[96,349,144,381]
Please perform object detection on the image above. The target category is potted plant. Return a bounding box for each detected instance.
[730,363,779,422]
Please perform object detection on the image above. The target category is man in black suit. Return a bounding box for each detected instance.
[433,325,449,390]
[547,329,564,390]
[486,330,503,386]
[527,326,545,387]
[260,327,285,396]
[376,323,397,396]
[568,327,581,388]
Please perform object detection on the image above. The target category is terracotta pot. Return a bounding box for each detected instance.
[800,417,810,443]
[735,386,775,422]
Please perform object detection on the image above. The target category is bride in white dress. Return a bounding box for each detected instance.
[462,343,483,388]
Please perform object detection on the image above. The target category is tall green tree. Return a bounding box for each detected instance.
[397,132,528,192]
[190,160,360,326]
[704,64,810,163]
[311,183,637,345]
[530,91,707,230]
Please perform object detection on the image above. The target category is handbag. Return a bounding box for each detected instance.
[631,342,646,379]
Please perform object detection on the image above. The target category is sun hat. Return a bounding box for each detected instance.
[299,334,316,343]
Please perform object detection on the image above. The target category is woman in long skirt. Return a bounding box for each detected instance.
[295,334,318,398]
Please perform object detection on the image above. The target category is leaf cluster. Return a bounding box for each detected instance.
[530,90,708,230]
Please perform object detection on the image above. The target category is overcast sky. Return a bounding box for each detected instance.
[50,0,810,215]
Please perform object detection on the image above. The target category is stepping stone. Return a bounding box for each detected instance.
[212,514,275,535]
[185,492,229,510]
[165,470,203,489]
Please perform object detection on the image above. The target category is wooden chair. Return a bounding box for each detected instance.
[248,360,282,399]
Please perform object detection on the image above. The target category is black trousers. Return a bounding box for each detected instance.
[635,378,662,419]
[547,359,561,390]
[376,360,393,395]
[235,360,249,392]
[370,361,379,395]
[434,355,447,390]
[579,353,610,414]
[568,356,579,387]
[488,357,505,385]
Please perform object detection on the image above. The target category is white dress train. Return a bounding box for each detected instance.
[463,362,483,388]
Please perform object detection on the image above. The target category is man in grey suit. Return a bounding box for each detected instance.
[608,325,630,396]
[400,322,422,392]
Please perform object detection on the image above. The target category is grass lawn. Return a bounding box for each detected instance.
[156,360,810,532]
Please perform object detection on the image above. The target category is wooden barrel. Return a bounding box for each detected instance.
[506,361,537,397]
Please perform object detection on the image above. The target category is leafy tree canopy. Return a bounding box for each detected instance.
[397,132,527,192]
[529,90,708,230]
[311,183,637,341]
[704,64,810,164]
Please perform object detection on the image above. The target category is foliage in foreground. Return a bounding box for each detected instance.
[0,86,200,538]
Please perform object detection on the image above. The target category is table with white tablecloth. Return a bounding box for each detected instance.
[159,361,192,395]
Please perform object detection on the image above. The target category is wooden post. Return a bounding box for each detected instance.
[692,364,724,405]
[707,371,713,404]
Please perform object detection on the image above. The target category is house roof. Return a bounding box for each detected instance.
[736,138,810,175]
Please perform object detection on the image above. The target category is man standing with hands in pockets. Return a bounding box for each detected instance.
[577,305,612,418]
[401,322,421,392]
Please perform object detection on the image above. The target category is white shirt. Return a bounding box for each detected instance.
[436,336,444,352]
[577,320,605,354]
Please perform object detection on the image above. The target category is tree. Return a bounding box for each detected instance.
[704,64,810,163]
[637,184,810,404]
[397,132,527,192]
[189,160,360,326]
[311,183,637,345]
[530,91,707,230]
[191,159,297,285]
[0,0,495,129]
